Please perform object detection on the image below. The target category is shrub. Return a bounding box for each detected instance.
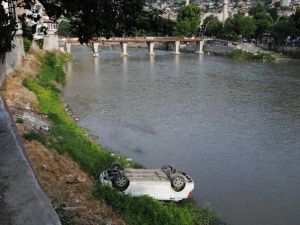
[36,39,44,49]
[23,130,45,143]
[23,38,32,52]
[228,49,276,62]
[15,116,24,123]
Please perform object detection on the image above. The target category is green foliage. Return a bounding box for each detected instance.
[134,9,176,36]
[58,20,73,37]
[95,184,222,225]
[36,39,44,50]
[23,38,32,52]
[0,1,18,61]
[175,4,201,37]
[23,130,45,143]
[228,49,276,62]
[253,12,273,39]
[202,15,223,38]
[223,11,256,40]
[23,51,223,225]
[22,22,33,41]
[15,116,24,123]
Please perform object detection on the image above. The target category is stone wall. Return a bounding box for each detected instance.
[0,36,24,87]
[257,43,300,55]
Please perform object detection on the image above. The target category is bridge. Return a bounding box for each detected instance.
[64,37,205,56]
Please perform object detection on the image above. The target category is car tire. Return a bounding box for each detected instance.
[110,162,124,171]
[112,174,130,191]
[162,165,176,179]
[161,165,176,174]
[171,176,186,192]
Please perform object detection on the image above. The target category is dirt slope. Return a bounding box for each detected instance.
[0,50,125,225]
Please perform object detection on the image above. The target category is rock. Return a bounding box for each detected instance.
[76,175,86,183]
[40,124,49,132]
[42,164,47,170]
[24,104,31,110]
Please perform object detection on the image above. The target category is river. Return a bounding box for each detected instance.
[63,46,300,225]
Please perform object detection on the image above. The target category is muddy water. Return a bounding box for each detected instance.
[63,46,300,225]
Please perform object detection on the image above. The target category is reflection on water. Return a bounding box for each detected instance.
[64,46,300,225]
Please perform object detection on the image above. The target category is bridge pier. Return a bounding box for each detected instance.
[120,42,128,56]
[195,40,204,54]
[147,42,155,56]
[93,43,100,57]
[66,43,72,53]
[173,41,181,55]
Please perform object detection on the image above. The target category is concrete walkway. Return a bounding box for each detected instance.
[0,96,61,225]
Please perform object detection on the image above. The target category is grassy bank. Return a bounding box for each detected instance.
[229,49,276,62]
[23,51,224,225]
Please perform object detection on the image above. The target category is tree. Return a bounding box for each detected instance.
[291,7,300,33]
[0,0,18,61]
[202,15,223,38]
[58,20,73,37]
[272,16,299,44]
[223,11,256,40]
[253,12,273,39]
[1,0,146,60]
[175,3,201,37]
[134,9,176,36]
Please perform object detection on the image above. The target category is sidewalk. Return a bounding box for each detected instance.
[0,96,61,225]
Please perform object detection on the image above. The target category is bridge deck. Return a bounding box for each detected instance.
[66,38,202,44]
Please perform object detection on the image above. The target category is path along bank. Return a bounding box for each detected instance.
[1,49,225,225]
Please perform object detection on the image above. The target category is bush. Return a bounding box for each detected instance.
[229,49,276,62]
[36,39,44,49]
[15,116,24,123]
[23,130,45,143]
[23,38,32,52]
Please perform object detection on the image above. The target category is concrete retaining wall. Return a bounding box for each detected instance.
[0,96,62,225]
[0,36,24,87]
[257,43,300,55]
[43,35,59,51]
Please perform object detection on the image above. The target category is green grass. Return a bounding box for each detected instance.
[23,51,224,225]
[229,49,276,62]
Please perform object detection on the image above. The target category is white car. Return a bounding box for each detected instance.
[100,163,194,201]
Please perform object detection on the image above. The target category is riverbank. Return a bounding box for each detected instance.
[1,49,224,225]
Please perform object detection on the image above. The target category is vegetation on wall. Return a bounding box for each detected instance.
[23,38,32,52]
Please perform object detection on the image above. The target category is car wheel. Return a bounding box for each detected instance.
[161,165,176,174]
[112,174,130,191]
[171,176,186,192]
[110,162,124,171]
[162,165,176,178]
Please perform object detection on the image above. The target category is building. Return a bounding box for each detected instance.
[281,0,291,6]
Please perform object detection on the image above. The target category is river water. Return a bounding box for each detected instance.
[63,46,300,225]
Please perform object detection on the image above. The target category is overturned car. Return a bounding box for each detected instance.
[99,163,194,201]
